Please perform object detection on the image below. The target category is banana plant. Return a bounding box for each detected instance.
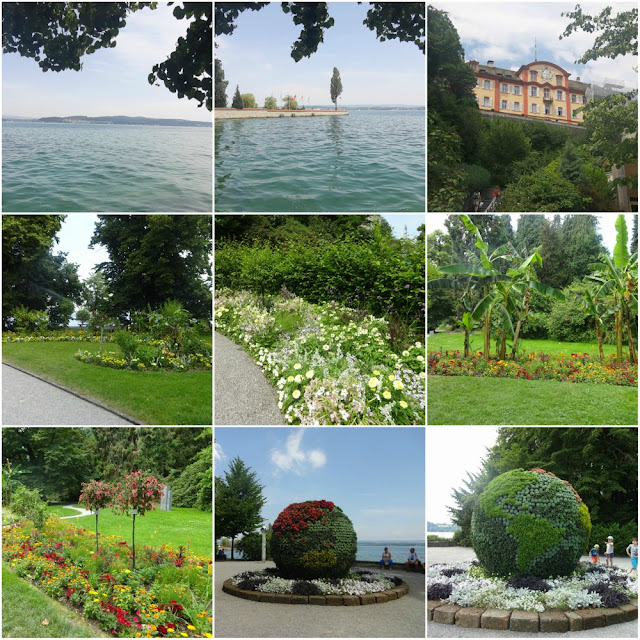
[574,289,610,362]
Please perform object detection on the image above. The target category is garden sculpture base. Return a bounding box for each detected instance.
[428,599,638,632]
[223,578,409,605]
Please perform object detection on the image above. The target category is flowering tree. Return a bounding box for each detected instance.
[78,480,115,552]
[112,471,164,568]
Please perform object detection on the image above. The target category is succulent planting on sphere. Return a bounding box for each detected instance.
[271,500,357,579]
[471,468,591,578]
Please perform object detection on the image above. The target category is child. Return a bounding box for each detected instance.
[626,537,638,575]
[589,543,600,563]
[605,535,614,567]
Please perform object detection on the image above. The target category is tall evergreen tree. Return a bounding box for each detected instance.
[215,58,229,107]
[559,141,585,185]
[231,84,243,109]
[215,457,266,559]
[514,214,546,254]
[537,216,566,289]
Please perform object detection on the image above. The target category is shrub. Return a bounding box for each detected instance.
[113,330,140,364]
[235,530,272,561]
[461,163,491,192]
[10,485,49,529]
[427,582,453,600]
[172,456,210,510]
[10,305,49,333]
[587,582,630,608]
[271,500,357,579]
[471,468,591,577]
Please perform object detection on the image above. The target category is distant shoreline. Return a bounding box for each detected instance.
[3,115,212,128]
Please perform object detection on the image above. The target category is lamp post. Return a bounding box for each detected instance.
[260,526,267,562]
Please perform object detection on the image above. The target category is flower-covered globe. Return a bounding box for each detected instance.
[271,500,357,579]
[472,468,591,578]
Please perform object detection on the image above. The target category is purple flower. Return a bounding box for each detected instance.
[404,284,411,289]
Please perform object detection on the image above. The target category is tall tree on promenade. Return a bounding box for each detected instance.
[90,215,212,321]
[215,58,229,107]
[215,457,266,560]
[330,67,343,110]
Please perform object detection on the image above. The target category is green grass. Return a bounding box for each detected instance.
[427,332,628,358]
[46,504,81,517]
[51,506,212,558]
[2,561,110,638]
[2,342,212,425]
[428,375,638,425]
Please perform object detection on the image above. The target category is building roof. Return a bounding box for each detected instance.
[471,62,588,92]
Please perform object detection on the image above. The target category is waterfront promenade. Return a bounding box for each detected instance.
[215,108,348,119]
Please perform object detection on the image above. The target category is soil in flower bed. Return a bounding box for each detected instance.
[3,517,212,638]
[428,350,637,387]
[229,567,404,597]
[427,561,637,612]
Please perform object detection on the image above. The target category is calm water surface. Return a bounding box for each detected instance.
[3,122,212,212]
[215,109,425,212]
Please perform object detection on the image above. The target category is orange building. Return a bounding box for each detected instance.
[468,59,588,126]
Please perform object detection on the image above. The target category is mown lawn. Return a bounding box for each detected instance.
[428,332,628,358]
[2,561,110,638]
[50,506,213,558]
[428,376,638,425]
[46,504,82,518]
[2,342,212,425]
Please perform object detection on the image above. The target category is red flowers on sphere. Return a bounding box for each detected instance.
[272,500,335,537]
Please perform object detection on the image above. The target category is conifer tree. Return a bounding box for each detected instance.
[330,67,343,110]
[231,85,243,109]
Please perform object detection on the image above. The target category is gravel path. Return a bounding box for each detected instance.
[214,332,285,425]
[2,364,134,425]
[215,560,425,638]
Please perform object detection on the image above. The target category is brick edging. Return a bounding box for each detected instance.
[428,599,638,631]
[223,579,409,605]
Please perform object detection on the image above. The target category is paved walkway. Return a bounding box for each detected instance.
[428,546,637,638]
[2,364,133,425]
[214,332,285,425]
[58,505,92,519]
[215,560,425,637]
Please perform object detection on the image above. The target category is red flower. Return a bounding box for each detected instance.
[158,625,167,634]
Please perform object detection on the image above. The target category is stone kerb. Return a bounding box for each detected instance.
[427,599,638,632]
[223,578,410,605]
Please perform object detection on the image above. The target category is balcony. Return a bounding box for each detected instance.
[543,95,553,103]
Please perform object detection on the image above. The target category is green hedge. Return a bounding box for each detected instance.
[472,469,591,577]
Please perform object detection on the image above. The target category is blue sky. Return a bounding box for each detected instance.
[215,2,425,107]
[431,2,638,90]
[3,4,210,121]
[55,214,110,281]
[382,214,425,240]
[215,427,425,540]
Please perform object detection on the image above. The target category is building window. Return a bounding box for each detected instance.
[512,86,521,95]
[544,105,551,115]
[530,70,537,81]
[530,86,538,97]
[530,103,539,114]
[557,107,563,116]
[571,94,577,103]
[556,90,563,100]
[482,96,491,107]
[513,102,520,112]
[544,88,550,99]
[572,109,581,118]
[483,80,492,90]
[556,74,563,85]
[500,83,509,93]
[501,100,508,109]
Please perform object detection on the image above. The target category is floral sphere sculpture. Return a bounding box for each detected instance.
[271,500,357,579]
[472,468,591,578]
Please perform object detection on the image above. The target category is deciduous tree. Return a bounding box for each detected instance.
[215,58,229,107]
[330,67,342,110]
[264,96,277,110]
[240,93,256,108]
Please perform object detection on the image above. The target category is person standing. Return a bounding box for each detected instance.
[605,535,614,567]
[626,537,638,575]
[472,191,481,212]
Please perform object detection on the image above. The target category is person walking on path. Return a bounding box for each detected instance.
[472,191,481,212]
[626,537,638,575]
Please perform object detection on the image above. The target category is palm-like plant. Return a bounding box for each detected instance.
[574,289,609,362]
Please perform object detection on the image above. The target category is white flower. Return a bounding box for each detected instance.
[287,375,294,382]
[293,363,302,370]
[382,390,392,400]
[323,344,330,351]
[295,374,302,383]
[368,377,379,389]
[305,370,314,379]
[399,400,408,409]
[393,380,404,390]
[402,350,410,357]
[292,390,301,399]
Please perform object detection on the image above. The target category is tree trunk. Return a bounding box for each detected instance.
[483,285,491,360]
[596,319,604,363]
[623,304,637,364]
[463,328,469,358]
[499,331,507,360]
[616,310,623,364]
[231,536,235,560]
[511,290,529,360]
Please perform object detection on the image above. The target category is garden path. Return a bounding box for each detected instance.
[215,560,425,637]
[2,364,135,425]
[58,505,93,519]
[214,332,285,425]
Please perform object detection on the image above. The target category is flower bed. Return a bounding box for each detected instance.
[428,350,637,387]
[2,517,212,638]
[223,567,409,605]
[428,561,637,613]
[3,330,113,343]
[215,289,425,425]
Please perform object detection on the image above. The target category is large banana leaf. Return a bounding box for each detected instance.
[439,263,496,277]
[428,278,466,291]
[471,291,499,321]
[460,215,491,268]
[614,215,630,269]
[526,280,565,301]
[492,303,514,339]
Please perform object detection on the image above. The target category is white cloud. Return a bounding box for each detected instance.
[214,442,225,461]
[270,430,327,475]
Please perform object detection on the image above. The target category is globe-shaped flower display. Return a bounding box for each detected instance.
[271,500,357,579]
[472,468,591,578]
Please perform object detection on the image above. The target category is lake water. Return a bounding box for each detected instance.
[221,540,426,563]
[214,109,425,212]
[3,122,212,212]
[427,531,455,539]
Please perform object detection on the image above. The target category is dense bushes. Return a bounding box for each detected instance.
[171,454,212,512]
[215,235,425,330]
[590,520,638,551]
[271,501,357,579]
[472,469,591,577]
[10,485,49,529]
[235,530,272,561]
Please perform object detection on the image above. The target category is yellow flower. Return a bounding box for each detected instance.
[136,634,142,638]
[181,635,188,638]
[293,363,302,370]
[382,390,392,400]
[168,630,175,633]
[153,614,160,619]
[124,569,131,573]
[89,590,98,595]
[204,634,212,638]
[93,598,100,602]
[399,400,408,409]
[187,625,196,631]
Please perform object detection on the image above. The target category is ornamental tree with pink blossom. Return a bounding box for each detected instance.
[79,479,116,552]
[112,471,164,568]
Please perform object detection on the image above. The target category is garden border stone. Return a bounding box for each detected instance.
[222,578,410,606]
[3,362,141,424]
[427,599,639,632]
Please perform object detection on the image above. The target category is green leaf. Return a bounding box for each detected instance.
[492,303,514,339]
[526,280,565,301]
[471,291,498,322]
[439,264,496,277]
[614,215,630,269]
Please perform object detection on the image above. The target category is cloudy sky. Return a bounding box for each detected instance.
[3,4,210,120]
[215,427,425,540]
[215,2,425,107]
[431,1,638,90]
